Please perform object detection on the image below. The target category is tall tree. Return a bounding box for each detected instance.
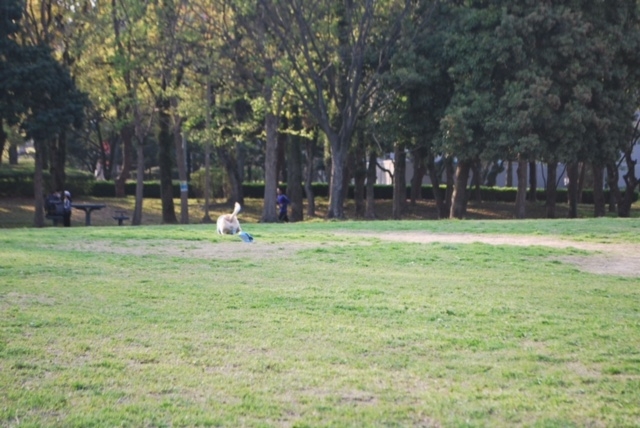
[440,2,504,219]
[258,0,419,219]
[286,103,305,222]
[582,0,640,217]
[180,0,253,218]
[144,0,195,224]
[18,45,86,226]
[0,0,25,162]
[493,1,640,218]
[219,1,284,222]
[2,0,86,224]
[387,0,453,218]
[18,0,84,191]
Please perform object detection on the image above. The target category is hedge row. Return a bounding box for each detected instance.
[246,183,637,204]
[0,171,94,198]
[1,172,636,204]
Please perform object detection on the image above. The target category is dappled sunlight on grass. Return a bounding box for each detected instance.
[2,195,638,228]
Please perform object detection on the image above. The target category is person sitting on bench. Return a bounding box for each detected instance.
[62,191,72,227]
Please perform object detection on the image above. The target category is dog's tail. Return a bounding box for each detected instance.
[231,202,241,217]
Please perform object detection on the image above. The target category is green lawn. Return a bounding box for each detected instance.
[1,219,639,427]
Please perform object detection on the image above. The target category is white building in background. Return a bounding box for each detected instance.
[375,144,640,189]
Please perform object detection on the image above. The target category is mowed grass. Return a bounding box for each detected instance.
[1,219,639,427]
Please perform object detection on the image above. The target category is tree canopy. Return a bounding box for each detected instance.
[3,0,640,221]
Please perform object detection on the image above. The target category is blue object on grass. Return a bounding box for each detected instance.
[239,231,254,243]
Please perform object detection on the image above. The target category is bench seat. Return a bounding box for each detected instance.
[45,214,64,226]
[113,213,130,225]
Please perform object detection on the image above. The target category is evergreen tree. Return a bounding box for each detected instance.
[0,0,26,161]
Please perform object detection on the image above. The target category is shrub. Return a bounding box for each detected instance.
[0,168,94,197]
[190,168,225,199]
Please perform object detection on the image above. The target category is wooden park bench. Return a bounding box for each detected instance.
[45,213,64,226]
[113,210,130,226]
[45,198,64,226]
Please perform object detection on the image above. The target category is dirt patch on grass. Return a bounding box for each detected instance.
[59,232,640,277]
[334,231,640,277]
[0,292,56,309]
[61,239,317,260]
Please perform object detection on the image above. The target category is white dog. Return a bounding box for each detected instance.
[216,202,242,235]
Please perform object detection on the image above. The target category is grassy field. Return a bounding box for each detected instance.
[1,216,639,427]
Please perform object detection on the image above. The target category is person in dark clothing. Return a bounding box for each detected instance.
[276,187,290,222]
[46,191,62,217]
[62,190,72,227]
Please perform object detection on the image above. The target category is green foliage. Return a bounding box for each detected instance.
[377,1,455,159]
[4,0,640,213]
[0,0,22,39]
[0,165,94,197]
[10,45,87,141]
[439,3,510,161]
[188,168,225,199]
[444,1,639,166]
[0,0,26,125]
[91,180,196,198]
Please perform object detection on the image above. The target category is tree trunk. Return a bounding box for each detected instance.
[566,162,579,218]
[0,121,6,165]
[410,150,426,205]
[133,141,144,226]
[618,148,639,218]
[112,0,132,198]
[115,123,134,198]
[606,162,619,213]
[50,131,66,192]
[327,135,348,219]
[132,98,146,226]
[33,139,45,228]
[450,159,471,219]
[326,0,351,221]
[217,145,243,205]
[287,112,304,222]
[104,136,118,181]
[353,128,366,218]
[392,141,406,220]
[546,161,558,219]
[235,143,245,185]
[277,127,287,184]
[426,153,445,219]
[528,160,537,202]
[506,160,513,187]
[261,111,279,222]
[444,156,455,218]
[515,159,528,219]
[471,159,481,203]
[365,150,377,220]
[96,120,110,181]
[577,162,587,204]
[342,152,354,211]
[324,142,332,192]
[8,144,18,164]
[304,129,317,217]
[175,123,189,224]
[202,82,214,224]
[157,97,178,224]
[592,163,605,217]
